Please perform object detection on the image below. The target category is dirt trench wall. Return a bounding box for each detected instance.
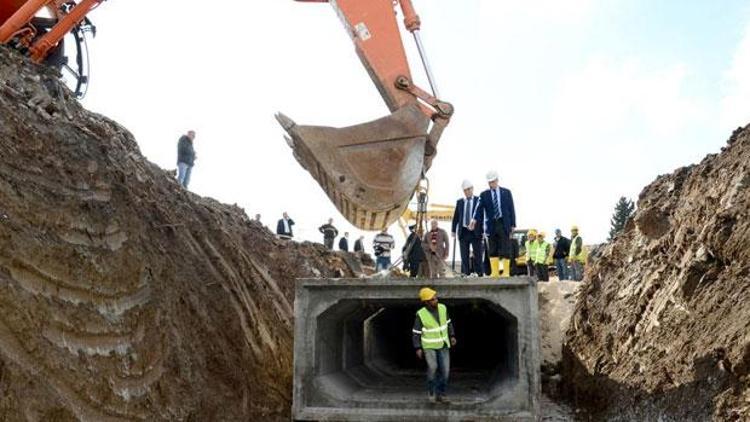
[0,47,363,421]
[562,125,750,420]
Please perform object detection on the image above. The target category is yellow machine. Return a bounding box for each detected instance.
[399,203,541,274]
[397,203,454,238]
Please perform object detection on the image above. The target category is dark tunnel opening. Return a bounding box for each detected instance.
[313,299,519,404]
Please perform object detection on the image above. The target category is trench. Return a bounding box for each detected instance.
[312,299,519,405]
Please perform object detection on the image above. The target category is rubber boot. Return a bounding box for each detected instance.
[501,259,511,278]
[489,257,500,278]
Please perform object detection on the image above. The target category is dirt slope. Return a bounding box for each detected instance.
[0,47,365,421]
[563,125,750,420]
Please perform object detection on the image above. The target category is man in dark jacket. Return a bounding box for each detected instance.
[552,229,570,280]
[176,130,196,188]
[338,232,350,252]
[403,225,425,277]
[318,218,339,250]
[451,179,483,276]
[469,170,516,278]
[354,236,364,253]
[276,212,295,240]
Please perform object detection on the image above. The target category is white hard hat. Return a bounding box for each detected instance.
[486,170,499,182]
[461,179,473,190]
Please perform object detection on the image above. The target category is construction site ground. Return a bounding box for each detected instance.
[1,45,749,421]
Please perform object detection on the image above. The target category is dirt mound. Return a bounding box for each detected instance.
[0,47,366,421]
[562,125,750,420]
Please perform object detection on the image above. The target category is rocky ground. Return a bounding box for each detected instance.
[539,279,582,420]
[0,47,369,421]
[562,125,750,420]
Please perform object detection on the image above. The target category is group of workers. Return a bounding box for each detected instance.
[523,226,586,281]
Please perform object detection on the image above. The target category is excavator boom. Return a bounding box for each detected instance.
[278,0,453,230]
[0,0,102,97]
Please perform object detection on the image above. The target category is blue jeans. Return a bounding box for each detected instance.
[554,258,568,280]
[424,347,450,396]
[177,162,193,188]
[376,256,391,272]
[570,261,583,281]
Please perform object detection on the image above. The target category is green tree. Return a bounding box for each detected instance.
[609,197,635,240]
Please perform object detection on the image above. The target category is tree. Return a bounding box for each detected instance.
[609,197,635,240]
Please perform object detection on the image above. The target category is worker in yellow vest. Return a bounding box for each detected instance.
[413,287,457,403]
[525,229,538,277]
[534,232,551,281]
[568,225,585,281]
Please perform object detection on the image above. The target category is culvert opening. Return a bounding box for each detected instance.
[313,299,519,404]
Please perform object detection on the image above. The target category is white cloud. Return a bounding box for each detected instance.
[549,58,701,141]
[479,0,595,28]
[720,22,750,130]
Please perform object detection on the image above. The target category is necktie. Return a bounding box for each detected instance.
[463,198,471,227]
[493,190,501,219]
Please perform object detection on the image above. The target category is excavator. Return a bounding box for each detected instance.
[0,0,452,231]
[0,0,100,97]
[276,0,453,231]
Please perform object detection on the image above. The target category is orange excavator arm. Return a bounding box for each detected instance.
[276,0,453,231]
[1,0,102,96]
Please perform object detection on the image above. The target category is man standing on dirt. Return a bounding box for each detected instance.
[469,171,516,278]
[534,232,551,282]
[338,232,349,252]
[373,227,395,272]
[423,219,449,278]
[413,287,456,403]
[318,218,339,250]
[176,130,196,188]
[569,226,584,281]
[354,235,365,253]
[403,224,425,278]
[276,212,295,240]
[552,229,570,280]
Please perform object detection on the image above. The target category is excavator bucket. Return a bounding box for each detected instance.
[276,104,431,230]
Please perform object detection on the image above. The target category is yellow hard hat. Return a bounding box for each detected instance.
[571,225,579,231]
[538,231,546,237]
[419,287,437,301]
[528,229,537,236]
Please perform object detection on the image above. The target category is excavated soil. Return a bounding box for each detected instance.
[563,125,750,420]
[0,47,368,421]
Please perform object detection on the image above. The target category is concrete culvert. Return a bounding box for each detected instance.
[293,278,540,421]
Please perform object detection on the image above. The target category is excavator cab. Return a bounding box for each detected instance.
[0,0,102,97]
[278,0,453,230]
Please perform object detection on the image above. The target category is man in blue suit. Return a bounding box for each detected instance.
[451,180,483,276]
[469,170,516,278]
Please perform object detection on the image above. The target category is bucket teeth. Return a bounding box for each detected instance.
[275,112,296,131]
[277,104,431,230]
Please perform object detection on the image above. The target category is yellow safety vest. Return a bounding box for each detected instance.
[569,235,586,263]
[535,241,550,265]
[526,240,538,263]
[416,304,450,350]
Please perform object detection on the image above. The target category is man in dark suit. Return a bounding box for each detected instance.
[338,232,350,252]
[451,180,483,276]
[276,212,295,240]
[469,170,516,278]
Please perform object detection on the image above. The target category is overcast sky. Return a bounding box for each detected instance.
[77,0,750,250]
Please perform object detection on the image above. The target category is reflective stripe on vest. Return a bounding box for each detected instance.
[417,303,450,350]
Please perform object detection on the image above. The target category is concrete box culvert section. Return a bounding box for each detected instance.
[293,277,540,421]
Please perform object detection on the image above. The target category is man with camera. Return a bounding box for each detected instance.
[373,227,395,272]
